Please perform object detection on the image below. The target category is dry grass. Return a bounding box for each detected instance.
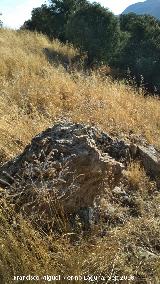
[0,29,160,162]
[125,162,152,191]
[0,197,160,284]
[0,29,160,283]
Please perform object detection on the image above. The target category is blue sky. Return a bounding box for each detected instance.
[0,0,145,29]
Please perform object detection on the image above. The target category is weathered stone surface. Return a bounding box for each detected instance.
[137,145,160,184]
[112,186,126,196]
[0,123,124,212]
[0,122,159,227]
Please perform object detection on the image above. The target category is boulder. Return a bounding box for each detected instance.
[0,123,124,213]
[137,145,160,186]
[0,122,159,230]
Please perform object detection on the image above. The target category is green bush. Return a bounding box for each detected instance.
[66,3,121,65]
[118,13,160,92]
[23,0,88,42]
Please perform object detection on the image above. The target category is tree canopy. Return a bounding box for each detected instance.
[118,13,160,92]
[22,1,160,94]
[23,0,88,41]
[66,3,121,65]
[0,13,2,28]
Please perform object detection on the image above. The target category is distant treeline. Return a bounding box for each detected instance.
[0,13,2,28]
[22,0,160,94]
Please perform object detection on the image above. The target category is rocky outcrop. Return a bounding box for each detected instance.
[0,122,159,230]
[137,145,160,185]
[0,123,125,212]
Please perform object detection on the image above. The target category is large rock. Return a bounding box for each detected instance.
[0,122,160,226]
[0,123,124,212]
[137,145,160,185]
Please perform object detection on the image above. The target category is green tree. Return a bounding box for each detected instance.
[66,3,121,65]
[23,5,53,36]
[118,13,160,92]
[0,13,2,28]
[23,0,88,41]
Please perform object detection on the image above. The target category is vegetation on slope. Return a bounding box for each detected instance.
[0,29,160,162]
[22,0,160,94]
[0,29,160,283]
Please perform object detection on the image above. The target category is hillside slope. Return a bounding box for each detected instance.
[0,29,160,163]
[123,0,160,19]
[0,29,160,284]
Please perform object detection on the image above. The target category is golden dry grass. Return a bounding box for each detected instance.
[1,196,160,284]
[0,29,160,284]
[0,29,160,162]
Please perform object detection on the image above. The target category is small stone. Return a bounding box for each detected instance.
[112,186,126,195]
